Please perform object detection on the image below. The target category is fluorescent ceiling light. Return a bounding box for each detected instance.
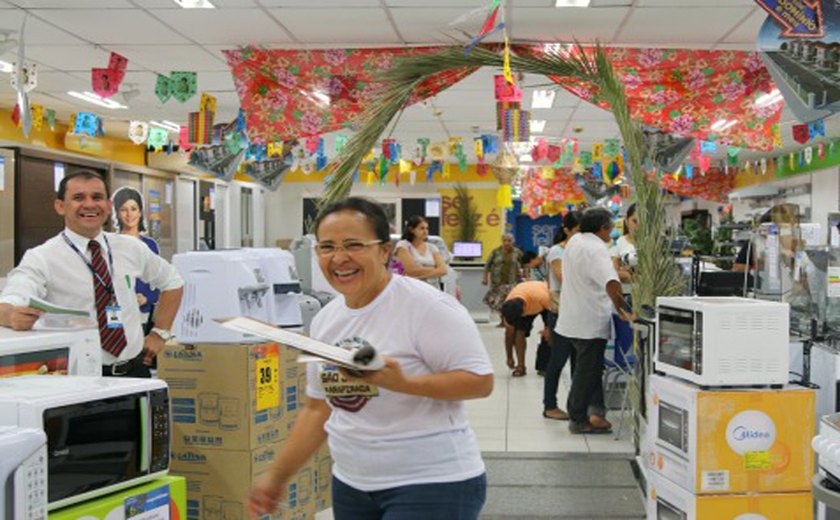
[711,119,737,132]
[67,91,128,110]
[150,120,181,132]
[555,0,591,6]
[531,90,556,109]
[530,120,547,133]
[172,0,214,8]
[0,60,12,73]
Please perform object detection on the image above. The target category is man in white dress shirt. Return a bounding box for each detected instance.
[0,170,184,377]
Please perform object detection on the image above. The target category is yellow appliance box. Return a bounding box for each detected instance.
[648,374,814,495]
[648,471,812,519]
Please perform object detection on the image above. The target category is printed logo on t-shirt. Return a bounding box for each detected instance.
[320,337,380,412]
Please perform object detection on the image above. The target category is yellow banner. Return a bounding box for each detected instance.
[438,187,503,261]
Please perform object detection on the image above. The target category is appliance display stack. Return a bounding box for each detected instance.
[643,296,814,519]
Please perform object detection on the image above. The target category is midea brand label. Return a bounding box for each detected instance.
[725,410,777,455]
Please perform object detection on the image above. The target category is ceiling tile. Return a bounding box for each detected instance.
[268,8,398,44]
[33,9,190,45]
[386,0,486,5]
[390,8,505,44]
[109,45,227,72]
[3,0,135,6]
[637,0,755,5]
[147,8,293,45]
[23,45,111,72]
[618,7,753,45]
[262,0,380,5]
[0,11,86,45]
[507,6,629,43]
[720,8,765,44]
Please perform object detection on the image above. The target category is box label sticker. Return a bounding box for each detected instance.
[125,484,170,519]
[701,470,730,491]
[744,450,771,470]
[256,353,280,411]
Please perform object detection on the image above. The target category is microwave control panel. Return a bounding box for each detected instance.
[149,388,170,473]
[14,443,47,520]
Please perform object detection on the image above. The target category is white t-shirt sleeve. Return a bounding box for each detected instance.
[590,244,620,290]
[0,249,49,307]
[413,296,494,375]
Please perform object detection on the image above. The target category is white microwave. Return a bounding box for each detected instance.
[0,328,101,377]
[0,376,170,510]
[655,296,789,386]
[0,427,47,520]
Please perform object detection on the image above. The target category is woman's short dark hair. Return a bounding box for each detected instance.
[401,215,427,242]
[579,207,613,234]
[623,203,637,236]
[555,211,582,244]
[314,197,391,243]
[112,187,146,232]
[56,170,109,201]
[521,250,537,266]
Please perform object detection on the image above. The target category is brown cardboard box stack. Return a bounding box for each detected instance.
[159,342,329,520]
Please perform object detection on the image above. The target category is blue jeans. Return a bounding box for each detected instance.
[332,474,487,520]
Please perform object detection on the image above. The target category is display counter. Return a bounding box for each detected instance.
[452,263,489,323]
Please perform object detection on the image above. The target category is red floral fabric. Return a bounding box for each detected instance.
[223,46,478,144]
[225,45,781,151]
[657,168,735,203]
[520,45,780,151]
[520,168,585,217]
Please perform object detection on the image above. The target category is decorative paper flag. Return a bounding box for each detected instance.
[760,158,768,174]
[805,146,813,165]
[698,155,711,173]
[306,136,320,154]
[503,37,513,84]
[74,112,99,137]
[792,124,810,144]
[789,152,795,170]
[335,135,348,153]
[10,63,37,93]
[799,150,804,167]
[30,104,43,131]
[108,52,128,72]
[547,145,561,164]
[727,146,739,167]
[458,153,467,172]
[91,68,123,99]
[474,138,484,160]
[148,127,168,150]
[604,139,620,157]
[199,92,217,114]
[579,151,593,168]
[10,104,20,127]
[494,74,521,102]
[449,137,462,156]
[179,127,193,152]
[831,141,837,156]
[497,184,513,208]
[128,121,149,145]
[428,142,447,161]
[389,141,400,163]
[46,109,55,131]
[410,170,416,185]
[477,163,489,177]
[592,143,604,161]
[267,142,283,157]
[608,161,620,182]
[819,142,826,160]
[700,141,717,155]
[442,162,452,179]
[772,123,782,148]
[366,171,374,186]
[155,75,172,103]
[744,161,753,175]
[301,157,316,175]
[170,72,197,103]
[685,164,694,179]
[399,159,412,174]
[427,160,443,181]
[465,0,502,52]
[481,134,498,154]
[316,154,328,171]
[188,110,214,144]
[809,119,825,139]
[378,155,389,183]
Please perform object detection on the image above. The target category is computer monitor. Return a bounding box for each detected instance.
[696,271,753,297]
[452,241,483,259]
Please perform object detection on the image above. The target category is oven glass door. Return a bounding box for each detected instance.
[43,394,144,503]
[658,307,700,374]
[657,498,687,520]
[658,400,689,455]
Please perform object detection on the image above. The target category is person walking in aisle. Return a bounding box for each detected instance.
[248,197,493,520]
[542,212,581,421]
[501,280,554,378]
[0,170,183,377]
[556,208,632,434]
[393,215,448,288]
[482,233,523,327]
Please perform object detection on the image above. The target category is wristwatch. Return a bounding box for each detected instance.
[151,327,175,342]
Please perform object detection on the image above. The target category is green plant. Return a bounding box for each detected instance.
[453,183,479,242]
[683,218,713,255]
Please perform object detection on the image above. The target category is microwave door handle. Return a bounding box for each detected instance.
[139,395,151,473]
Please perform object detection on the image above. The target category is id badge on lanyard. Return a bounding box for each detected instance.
[106,297,124,329]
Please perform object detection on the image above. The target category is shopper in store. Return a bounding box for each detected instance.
[542,212,581,421]
[501,280,554,378]
[248,197,493,520]
[112,186,160,335]
[0,170,183,377]
[612,203,637,283]
[556,207,632,434]
[482,233,523,327]
[393,215,448,289]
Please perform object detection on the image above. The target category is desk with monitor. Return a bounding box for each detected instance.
[450,241,490,323]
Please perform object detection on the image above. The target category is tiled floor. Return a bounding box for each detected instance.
[467,321,636,455]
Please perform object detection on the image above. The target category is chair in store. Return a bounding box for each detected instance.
[603,314,636,440]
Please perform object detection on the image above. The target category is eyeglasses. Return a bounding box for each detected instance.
[314,239,383,257]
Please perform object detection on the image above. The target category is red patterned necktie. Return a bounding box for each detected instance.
[88,240,127,357]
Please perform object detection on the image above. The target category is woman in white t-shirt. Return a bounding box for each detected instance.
[612,203,637,284]
[248,197,494,520]
[394,215,448,288]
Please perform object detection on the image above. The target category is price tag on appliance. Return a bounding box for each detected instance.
[744,450,771,470]
[255,354,280,411]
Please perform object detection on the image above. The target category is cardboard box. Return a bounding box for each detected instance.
[158,342,303,451]
[170,444,314,520]
[49,476,187,520]
[312,443,333,513]
[648,374,815,495]
[648,472,813,519]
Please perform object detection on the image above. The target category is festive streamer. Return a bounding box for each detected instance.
[497,184,513,208]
